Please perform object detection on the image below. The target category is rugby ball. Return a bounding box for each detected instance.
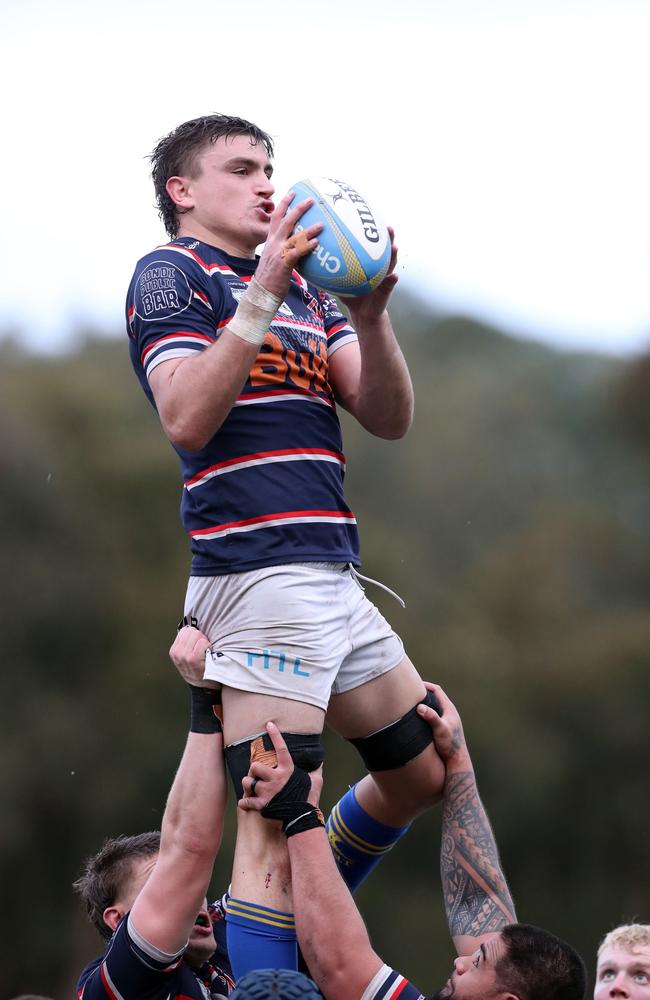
[288,177,391,296]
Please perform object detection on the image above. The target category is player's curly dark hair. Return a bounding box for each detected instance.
[150,113,275,238]
[495,924,587,1000]
[73,831,161,940]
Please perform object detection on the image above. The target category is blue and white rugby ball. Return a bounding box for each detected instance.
[288,177,391,296]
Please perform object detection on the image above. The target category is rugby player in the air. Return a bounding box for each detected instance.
[126,112,446,980]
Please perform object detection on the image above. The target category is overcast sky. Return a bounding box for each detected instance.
[3,0,650,355]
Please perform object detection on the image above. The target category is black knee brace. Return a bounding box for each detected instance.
[348,689,442,772]
[225,731,325,800]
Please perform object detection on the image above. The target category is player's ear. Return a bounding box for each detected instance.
[103,905,123,933]
[166,175,194,210]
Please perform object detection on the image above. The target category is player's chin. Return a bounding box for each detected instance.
[429,979,455,1000]
[186,927,217,965]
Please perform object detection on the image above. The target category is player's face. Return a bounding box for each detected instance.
[176,134,275,256]
[430,935,507,1000]
[185,898,218,967]
[120,856,217,966]
[594,945,650,1000]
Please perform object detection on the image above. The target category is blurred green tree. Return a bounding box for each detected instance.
[0,302,648,997]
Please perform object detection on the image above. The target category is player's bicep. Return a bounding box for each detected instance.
[128,850,208,959]
[148,356,191,429]
[329,340,362,413]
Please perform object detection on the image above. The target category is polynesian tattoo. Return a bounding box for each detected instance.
[440,772,516,939]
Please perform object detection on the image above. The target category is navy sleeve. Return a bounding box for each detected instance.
[77,916,185,1000]
[126,245,229,385]
[360,963,427,1000]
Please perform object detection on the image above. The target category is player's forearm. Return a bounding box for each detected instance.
[155,331,259,451]
[440,768,517,953]
[349,312,414,439]
[288,828,382,999]
[161,732,226,859]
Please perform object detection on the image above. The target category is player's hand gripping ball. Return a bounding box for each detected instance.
[286,177,391,296]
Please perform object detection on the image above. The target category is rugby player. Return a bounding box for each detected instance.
[240,686,587,1000]
[74,626,234,999]
[126,112,446,978]
[594,924,650,999]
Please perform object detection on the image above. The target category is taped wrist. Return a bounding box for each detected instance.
[227,275,282,345]
[189,685,223,734]
[261,766,324,836]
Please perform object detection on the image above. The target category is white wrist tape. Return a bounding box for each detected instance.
[228,275,282,346]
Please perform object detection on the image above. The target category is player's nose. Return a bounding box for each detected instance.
[453,956,469,975]
[257,173,274,197]
[609,972,629,997]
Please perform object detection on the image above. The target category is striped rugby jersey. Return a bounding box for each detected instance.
[77,899,235,999]
[361,963,427,999]
[126,238,361,575]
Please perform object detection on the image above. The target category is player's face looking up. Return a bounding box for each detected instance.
[594,945,650,999]
[165,134,275,257]
[431,934,508,1000]
[106,854,217,966]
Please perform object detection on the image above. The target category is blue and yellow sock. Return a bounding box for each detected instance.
[326,784,410,892]
[226,897,297,979]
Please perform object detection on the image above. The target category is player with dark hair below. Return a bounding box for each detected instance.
[239,685,587,1000]
[74,626,234,999]
[126,112,447,978]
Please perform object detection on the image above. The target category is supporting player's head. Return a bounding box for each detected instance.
[73,831,161,940]
[594,923,650,999]
[73,829,217,966]
[432,924,586,1000]
[230,968,323,998]
[150,113,275,238]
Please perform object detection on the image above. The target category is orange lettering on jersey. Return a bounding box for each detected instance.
[249,332,331,398]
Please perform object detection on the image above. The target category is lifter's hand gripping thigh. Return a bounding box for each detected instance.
[239,722,323,813]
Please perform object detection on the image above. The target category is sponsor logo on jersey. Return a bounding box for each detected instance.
[134,260,192,321]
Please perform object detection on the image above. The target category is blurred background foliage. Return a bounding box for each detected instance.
[1,290,648,997]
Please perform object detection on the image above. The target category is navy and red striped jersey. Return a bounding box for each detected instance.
[77,898,234,999]
[126,238,361,575]
[360,964,427,1000]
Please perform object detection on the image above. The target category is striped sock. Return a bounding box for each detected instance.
[226,897,297,979]
[326,784,410,892]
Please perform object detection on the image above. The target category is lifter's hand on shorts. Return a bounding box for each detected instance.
[417,682,473,777]
[169,625,220,690]
[238,721,323,812]
[254,193,323,300]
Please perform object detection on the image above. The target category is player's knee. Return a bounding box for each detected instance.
[403,742,446,808]
[347,688,442,773]
[225,731,325,800]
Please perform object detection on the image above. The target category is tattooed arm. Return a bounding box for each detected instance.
[417,684,517,956]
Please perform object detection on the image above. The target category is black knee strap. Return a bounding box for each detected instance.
[348,689,442,772]
[225,731,325,800]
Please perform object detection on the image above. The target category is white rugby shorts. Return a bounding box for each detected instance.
[184,563,404,710]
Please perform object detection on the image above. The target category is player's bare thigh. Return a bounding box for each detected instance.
[221,687,325,745]
[326,655,446,824]
[325,654,425,738]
